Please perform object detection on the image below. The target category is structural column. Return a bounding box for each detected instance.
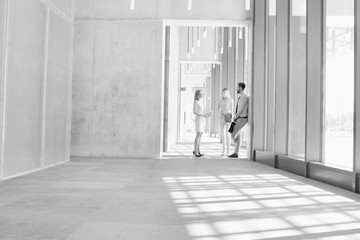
[252,0,266,151]
[355,0,360,191]
[305,0,323,164]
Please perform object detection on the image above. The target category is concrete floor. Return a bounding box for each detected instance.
[1,143,360,239]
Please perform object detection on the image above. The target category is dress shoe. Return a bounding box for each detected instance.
[228,153,238,158]
[193,151,201,157]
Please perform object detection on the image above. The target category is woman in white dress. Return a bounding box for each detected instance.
[218,88,234,156]
[193,90,212,157]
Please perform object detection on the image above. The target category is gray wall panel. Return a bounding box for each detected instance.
[0,0,6,82]
[45,11,71,167]
[3,0,46,177]
[0,0,7,178]
[71,23,94,156]
[0,0,73,180]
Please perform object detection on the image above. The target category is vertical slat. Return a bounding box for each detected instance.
[0,0,9,180]
[305,0,323,165]
[274,0,289,154]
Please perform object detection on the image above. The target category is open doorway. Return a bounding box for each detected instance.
[162,21,252,159]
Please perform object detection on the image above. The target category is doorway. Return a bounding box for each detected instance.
[162,21,253,159]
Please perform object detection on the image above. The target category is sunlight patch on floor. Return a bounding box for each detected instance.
[163,174,360,240]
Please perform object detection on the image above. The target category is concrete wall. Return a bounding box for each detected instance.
[72,0,252,158]
[75,0,251,21]
[72,21,163,158]
[0,0,74,180]
[167,26,180,149]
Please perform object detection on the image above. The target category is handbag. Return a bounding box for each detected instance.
[224,113,232,123]
[228,121,236,133]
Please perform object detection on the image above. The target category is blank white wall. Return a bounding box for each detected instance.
[0,0,74,180]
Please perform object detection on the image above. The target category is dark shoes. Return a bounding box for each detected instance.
[228,153,238,158]
[193,151,201,157]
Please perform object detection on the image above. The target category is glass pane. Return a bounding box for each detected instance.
[324,0,354,168]
[288,0,306,158]
[266,0,276,152]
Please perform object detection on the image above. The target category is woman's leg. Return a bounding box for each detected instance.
[194,132,200,154]
[219,116,226,153]
[224,123,231,154]
[198,132,203,153]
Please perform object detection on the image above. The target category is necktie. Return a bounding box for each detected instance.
[235,96,241,114]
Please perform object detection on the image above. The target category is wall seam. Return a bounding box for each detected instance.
[286,0,290,155]
[90,23,96,156]
[353,0,357,191]
[304,0,309,176]
[48,2,74,25]
[38,0,74,25]
[0,0,10,180]
[66,21,74,161]
[40,4,50,169]
[264,0,268,150]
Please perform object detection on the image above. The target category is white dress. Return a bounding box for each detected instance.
[194,100,206,132]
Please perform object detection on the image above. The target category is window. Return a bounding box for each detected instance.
[324,0,354,168]
[266,0,276,152]
[287,0,306,158]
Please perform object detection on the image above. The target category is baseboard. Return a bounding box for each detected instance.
[254,150,276,168]
[2,160,69,181]
[277,155,306,177]
[307,162,354,191]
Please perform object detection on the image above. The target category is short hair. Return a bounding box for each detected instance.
[194,90,201,101]
[237,82,246,90]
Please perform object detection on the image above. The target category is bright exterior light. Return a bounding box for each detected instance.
[130,0,135,10]
[203,27,207,39]
[229,28,232,47]
[191,27,195,53]
[214,27,217,59]
[187,0,192,10]
[221,27,224,54]
[197,27,201,46]
[245,0,250,11]
[187,27,190,58]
